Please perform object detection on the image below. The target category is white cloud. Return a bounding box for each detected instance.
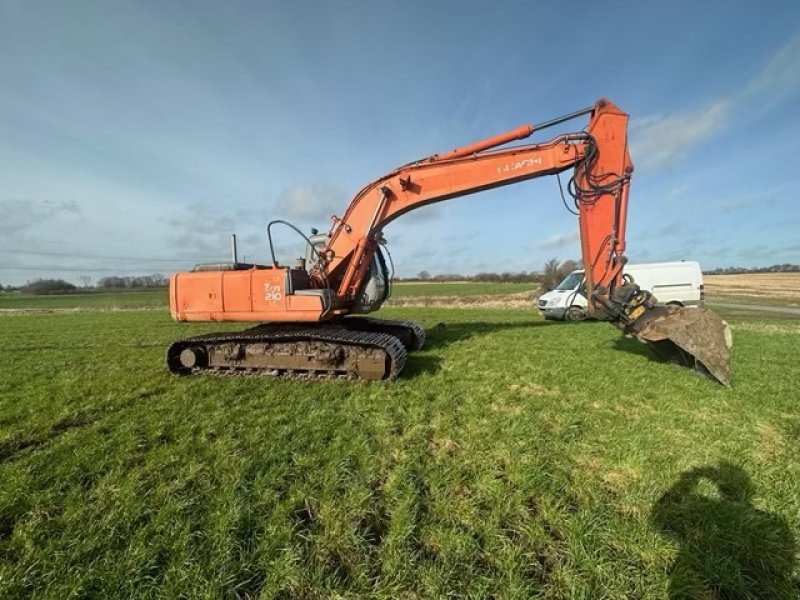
[665,184,691,199]
[0,198,82,234]
[631,101,731,172]
[630,33,800,174]
[718,196,761,214]
[166,206,239,260]
[272,183,347,224]
[647,220,683,238]
[536,230,579,250]
[743,33,800,96]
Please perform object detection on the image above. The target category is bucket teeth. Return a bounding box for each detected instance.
[628,305,732,386]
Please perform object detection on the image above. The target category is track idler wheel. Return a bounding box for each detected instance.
[179,346,208,369]
[627,305,732,386]
[167,343,208,375]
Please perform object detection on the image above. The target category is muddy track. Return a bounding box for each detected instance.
[167,318,425,381]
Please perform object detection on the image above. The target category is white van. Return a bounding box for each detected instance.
[537,261,704,321]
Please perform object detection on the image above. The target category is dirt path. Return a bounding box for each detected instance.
[387,291,537,309]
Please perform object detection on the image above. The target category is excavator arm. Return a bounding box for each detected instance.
[313,98,730,383]
[321,99,632,321]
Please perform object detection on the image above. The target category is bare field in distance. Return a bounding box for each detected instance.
[390,273,800,309]
[704,273,800,306]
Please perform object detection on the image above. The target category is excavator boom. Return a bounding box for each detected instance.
[321,100,631,310]
[168,99,732,384]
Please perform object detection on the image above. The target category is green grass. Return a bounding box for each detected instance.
[0,289,167,310]
[0,306,798,598]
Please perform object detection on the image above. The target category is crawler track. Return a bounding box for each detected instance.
[340,316,426,351]
[166,319,425,381]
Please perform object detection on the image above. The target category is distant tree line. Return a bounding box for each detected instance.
[703,264,800,275]
[4,274,169,295]
[401,259,583,292]
[20,279,77,295]
[405,271,544,284]
[96,274,168,289]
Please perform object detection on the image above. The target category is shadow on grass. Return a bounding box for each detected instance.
[651,461,798,599]
[402,355,442,378]
[420,320,555,351]
[612,335,657,361]
[393,320,553,379]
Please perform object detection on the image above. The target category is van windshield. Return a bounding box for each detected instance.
[556,272,584,291]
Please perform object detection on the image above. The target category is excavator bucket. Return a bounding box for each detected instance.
[628,305,732,386]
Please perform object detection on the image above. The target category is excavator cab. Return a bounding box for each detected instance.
[302,231,391,314]
[303,231,330,270]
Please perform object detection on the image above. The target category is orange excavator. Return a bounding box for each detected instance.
[167,99,732,384]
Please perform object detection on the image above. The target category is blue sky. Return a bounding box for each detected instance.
[1,1,799,285]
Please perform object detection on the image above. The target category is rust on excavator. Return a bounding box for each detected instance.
[627,305,732,386]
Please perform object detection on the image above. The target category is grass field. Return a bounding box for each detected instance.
[0,289,167,310]
[1,299,798,598]
[0,283,535,312]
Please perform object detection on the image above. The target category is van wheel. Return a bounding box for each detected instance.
[565,306,587,322]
